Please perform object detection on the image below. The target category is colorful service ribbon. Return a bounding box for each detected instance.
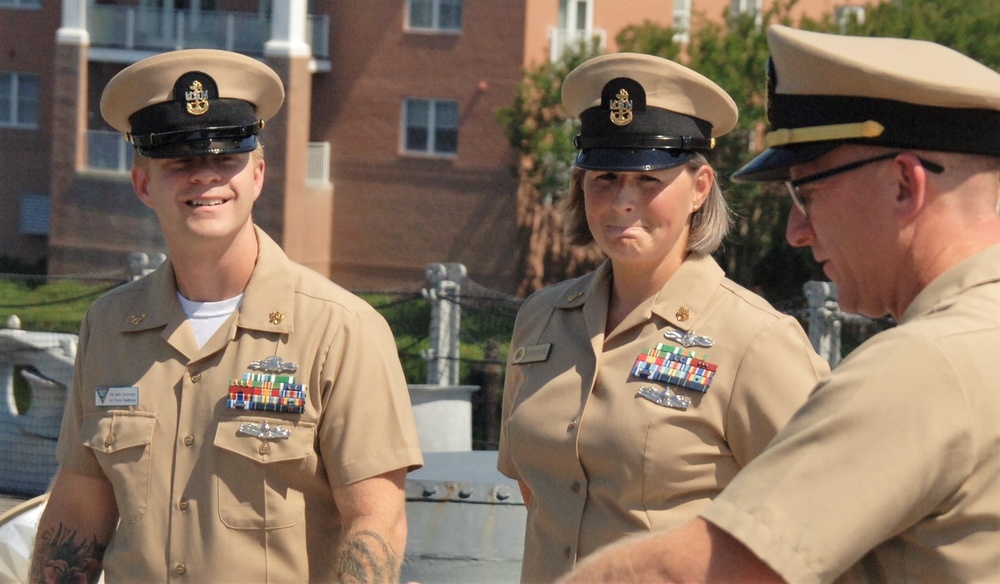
[227,372,306,414]
[631,342,718,393]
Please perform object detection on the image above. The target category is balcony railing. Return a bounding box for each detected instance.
[549,27,606,62]
[88,5,329,59]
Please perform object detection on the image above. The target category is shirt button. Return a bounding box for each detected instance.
[104,434,116,446]
[190,372,201,383]
[567,417,578,431]
[259,443,270,455]
[183,435,194,447]
[175,563,186,575]
[179,498,189,511]
[571,481,581,494]
[564,546,572,559]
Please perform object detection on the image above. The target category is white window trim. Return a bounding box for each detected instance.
[401,98,459,158]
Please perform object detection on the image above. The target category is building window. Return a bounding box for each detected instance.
[836,5,866,30]
[403,99,458,156]
[408,0,462,32]
[730,0,762,15]
[0,72,39,129]
[19,193,49,236]
[0,0,42,8]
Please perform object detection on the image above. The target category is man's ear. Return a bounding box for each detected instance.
[132,165,155,209]
[891,152,929,222]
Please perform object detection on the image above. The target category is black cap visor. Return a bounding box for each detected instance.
[131,125,260,159]
[576,148,694,172]
[731,142,840,183]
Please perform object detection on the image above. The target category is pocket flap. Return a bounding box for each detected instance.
[84,411,157,453]
[214,419,316,463]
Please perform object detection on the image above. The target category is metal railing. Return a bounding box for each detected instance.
[88,5,330,59]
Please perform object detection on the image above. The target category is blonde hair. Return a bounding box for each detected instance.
[559,154,733,254]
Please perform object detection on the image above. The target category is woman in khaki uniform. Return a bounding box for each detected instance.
[496,53,829,583]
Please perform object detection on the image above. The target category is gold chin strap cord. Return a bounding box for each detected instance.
[765,120,885,148]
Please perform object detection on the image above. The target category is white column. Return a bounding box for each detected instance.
[56,0,89,45]
[264,0,312,57]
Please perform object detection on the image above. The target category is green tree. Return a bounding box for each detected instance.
[497,41,605,296]
[847,0,1000,70]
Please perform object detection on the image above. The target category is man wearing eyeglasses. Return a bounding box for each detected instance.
[559,24,1000,584]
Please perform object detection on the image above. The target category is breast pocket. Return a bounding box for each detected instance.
[83,411,158,525]
[213,418,317,530]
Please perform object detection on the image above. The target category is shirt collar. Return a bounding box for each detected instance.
[900,243,1000,324]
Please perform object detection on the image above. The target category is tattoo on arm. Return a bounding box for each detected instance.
[29,523,106,584]
[334,530,400,584]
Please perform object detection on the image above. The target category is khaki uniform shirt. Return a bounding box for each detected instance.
[56,227,423,583]
[497,254,828,583]
[702,244,1000,584]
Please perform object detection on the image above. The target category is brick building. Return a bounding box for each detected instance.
[0,0,872,293]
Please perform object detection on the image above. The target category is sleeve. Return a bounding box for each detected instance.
[701,331,974,584]
[725,315,830,466]
[496,302,532,481]
[316,307,423,487]
[54,307,104,478]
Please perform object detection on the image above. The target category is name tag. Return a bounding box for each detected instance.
[512,343,551,364]
[95,386,139,407]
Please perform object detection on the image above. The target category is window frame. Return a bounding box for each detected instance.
[0,71,40,129]
[401,98,459,158]
[0,0,42,9]
[406,0,463,33]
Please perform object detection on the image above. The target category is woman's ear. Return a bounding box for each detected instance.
[692,165,714,211]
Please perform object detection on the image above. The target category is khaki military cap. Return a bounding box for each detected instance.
[100,49,284,159]
[562,53,737,172]
[734,25,1000,182]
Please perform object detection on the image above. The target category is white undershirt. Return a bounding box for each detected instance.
[177,293,243,348]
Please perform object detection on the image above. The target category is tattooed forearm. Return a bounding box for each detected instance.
[333,530,400,584]
[29,523,106,584]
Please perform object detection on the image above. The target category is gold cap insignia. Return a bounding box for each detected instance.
[609,88,633,126]
[268,311,284,325]
[185,80,210,116]
[129,312,147,325]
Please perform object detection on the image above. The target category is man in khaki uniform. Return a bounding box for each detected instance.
[561,25,1000,584]
[30,50,422,583]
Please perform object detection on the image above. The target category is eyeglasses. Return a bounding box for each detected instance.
[784,152,945,218]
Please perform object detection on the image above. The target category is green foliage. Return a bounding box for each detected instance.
[847,0,1000,71]
[497,41,602,201]
[0,279,113,333]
